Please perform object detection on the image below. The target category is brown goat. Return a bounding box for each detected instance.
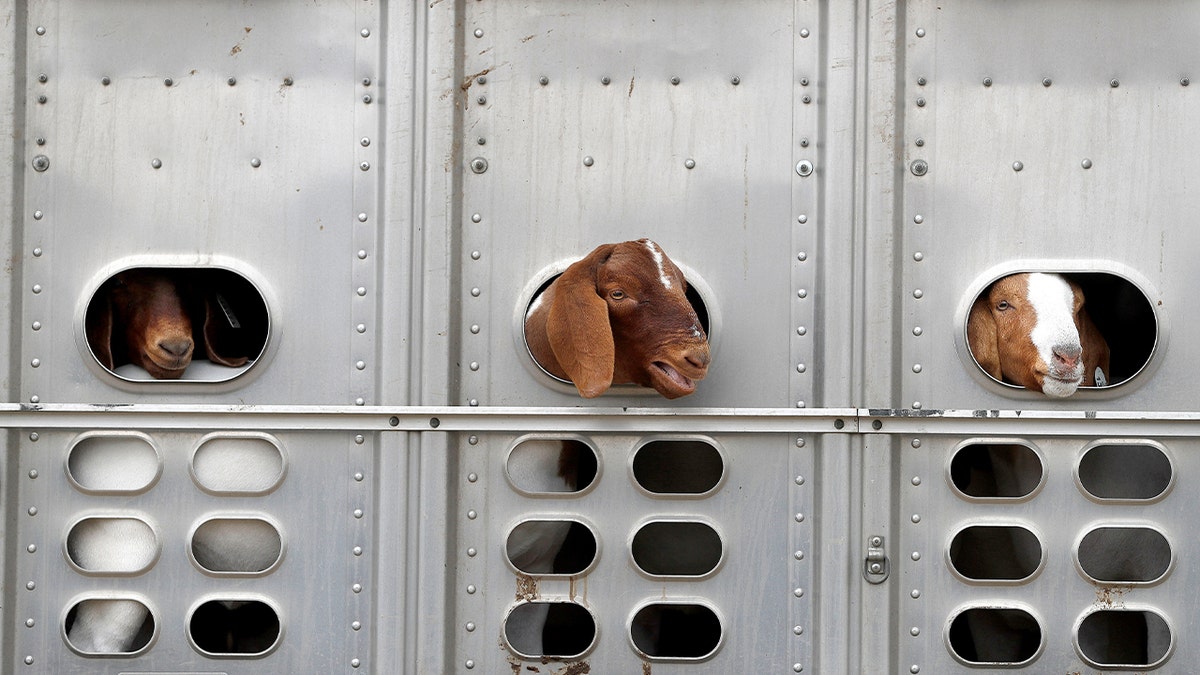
[968,272,1110,397]
[524,239,710,398]
[86,269,249,379]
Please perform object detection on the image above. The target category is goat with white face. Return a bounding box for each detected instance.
[968,272,1110,396]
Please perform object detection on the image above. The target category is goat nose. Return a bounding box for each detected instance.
[159,338,193,357]
[685,347,711,369]
[1052,345,1081,369]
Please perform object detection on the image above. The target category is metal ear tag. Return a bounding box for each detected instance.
[216,294,241,329]
[1094,367,1107,388]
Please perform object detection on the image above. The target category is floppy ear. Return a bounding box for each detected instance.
[547,245,616,398]
[202,294,250,368]
[1078,308,1111,387]
[967,294,1002,381]
[85,285,115,370]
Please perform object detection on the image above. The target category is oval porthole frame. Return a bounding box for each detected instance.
[64,430,163,496]
[189,432,287,497]
[945,437,1046,502]
[626,597,726,662]
[186,594,284,659]
[627,516,726,580]
[629,434,727,499]
[1075,438,1175,505]
[502,599,599,660]
[187,513,287,577]
[515,255,720,397]
[944,602,1045,668]
[77,256,277,391]
[63,513,161,577]
[503,433,601,497]
[62,592,158,657]
[1072,521,1174,586]
[503,514,600,578]
[944,520,1046,585]
[1072,605,1174,670]
[958,261,1164,401]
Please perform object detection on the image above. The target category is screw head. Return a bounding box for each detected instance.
[909,159,928,176]
[470,157,488,174]
[796,159,814,177]
[31,155,49,172]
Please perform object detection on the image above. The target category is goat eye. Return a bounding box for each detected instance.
[997,301,1010,311]
[610,290,625,300]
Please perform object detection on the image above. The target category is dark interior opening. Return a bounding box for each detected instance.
[189,600,280,656]
[948,607,1041,664]
[950,443,1043,499]
[64,600,155,654]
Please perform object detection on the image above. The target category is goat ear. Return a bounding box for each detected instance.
[967,294,1002,380]
[85,286,115,370]
[547,246,616,398]
[202,295,250,368]
[1078,308,1111,387]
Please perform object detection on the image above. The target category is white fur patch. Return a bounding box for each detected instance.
[644,240,672,290]
[1027,273,1083,395]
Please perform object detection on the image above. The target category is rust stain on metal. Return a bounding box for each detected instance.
[516,573,538,601]
[556,663,590,675]
[461,68,492,92]
[628,76,636,97]
[642,663,652,675]
[1095,584,1132,607]
[521,34,537,42]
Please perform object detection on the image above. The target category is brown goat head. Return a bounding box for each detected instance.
[525,239,710,398]
[86,269,250,380]
[967,272,1110,397]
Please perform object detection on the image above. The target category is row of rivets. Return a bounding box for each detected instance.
[908,444,924,675]
[974,76,1192,88]
[791,435,809,672]
[24,444,40,668]
[464,435,481,670]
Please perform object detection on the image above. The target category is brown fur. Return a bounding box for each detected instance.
[968,273,1110,393]
[86,269,248,379]
[525,240,709,398]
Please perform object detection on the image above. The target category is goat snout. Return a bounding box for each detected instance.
[684,346,711,370]
[158,337,194,358]
[1051,344,1081,372]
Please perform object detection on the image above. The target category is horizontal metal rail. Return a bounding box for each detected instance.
[1,404,1199,436]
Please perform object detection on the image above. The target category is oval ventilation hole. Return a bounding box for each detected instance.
[630,603,722,659]
[504,602,596,659]
[85,267,268,382]
[506,520,597,575]
[189,600,281,656]
[67,517,158,574]
[191,435,284,494]
[1079,443,1172,500]
[632,439,723,494]
[506,438,598,493]
[967,272,1155,392]
[631,521,722,577]
[67,433,160,493]
[949,525,1042,581]
[64,598,155,654]
[1077,609,1171,668]
[1078,527,1171,583]
[192,519,283,574]
[949,442,1042,499]
[948,607,1041,665]
[522,257,711,391]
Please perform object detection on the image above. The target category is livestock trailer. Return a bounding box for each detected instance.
[1,0,1196,672]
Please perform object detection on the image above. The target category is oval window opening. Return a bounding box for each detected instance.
[948,607,1041,665]
[966,272,1155,394]
[189,600,280,656]
[192,436,284,494]
[950,442,1043,499]
[949,526,1042,581]
[1078,527,1171,583]
[1077,610,1171,668]
[1079,443,1172,500]
[521,246,712,395]
[632,439,723,495]
[192,519,283,574]
[67,434,160,494]
[85,267,268,382]
[506,438,598,494]
[64,598,155,655]
[506,520,597,575]
[504,602,596,659]
[631,521,722,577]
[631,603,722,660]
[67,517,158,574]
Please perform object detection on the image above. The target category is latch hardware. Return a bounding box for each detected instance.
[864,535,889,584]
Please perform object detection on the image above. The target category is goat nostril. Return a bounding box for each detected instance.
[159,339,193,357]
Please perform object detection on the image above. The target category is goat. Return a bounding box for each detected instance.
[967,272,1110,397]
[524,239,710,398]
[85,269,250,379]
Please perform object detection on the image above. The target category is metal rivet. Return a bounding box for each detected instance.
[915,27,925,37]
[358,250,367,259]
[802,95,812,104]
[354,472,364,481]
[467,548,477,557]
[29,396,38,404]
[469,362,479,371]
[471,251,481,260]
[911,627,921,636]
[469,325,480,334]
[353,546,363,556]
[469,399,479,406]
[601,76,611,85]
[539,76,549,86]
[796,401,806,408]
[982,77,993,87]
[1110,78,1120,88]
[352,583,362,593]
[913,252,923,261]
[913,214,924,224]
[24,656,33,666]
[794,551,804,560]
[37,95,47,104]
[1182,77,1191,87]
[869,563,882,573]
[912,289,923,298]
[355,397,365,406]
[27,544,36,553]
[32,248,41,257]
[468,436,479,445]
[1081,158,1093,169]
[796,159,814,176]
[466,584,477,594]
[797,252,807,262]
[465,660,475,670]
[30,359,40,368]
[227,77,237,86]
[27,507,37,516]
[352,620,362,630]
[25,619,34,627]
[912,439,922,449]
[151,158,162,169]
[470,157,488,174]
[583,156,594,167]
[470,288,481,297]
[793,664,803,672]
[250,158,261,168]
[476,137,487,146]
[794,513,805,522]
[33,210,43,220]
[31,285,41,294]
[800,28,810,38]
[795,473,805,482]
[359,161,370,171]
[685,158,696,169]
[467,472,478,482]
[35,25,46,35]
[474,95,483,105]
[1012,160,1024,172]
[31,155,49,172]
[911,589,921,598]
[797,289,808,298]
[466,621,476,631]
[283,77,294,86]
[101,76,111,86]
[911,551,921,561]
[467,510,478,520]
[355,361,365,370]
[26,581,35,590]
[361,137,371,147]
[355,435,365,444]
[915,97,925,107]
[357,287,367,296]
[796,326,807,336]
[917,76,927,86]
[793,588,804,597]
[911,666,920,674]
[914,137,924,147]
[356,324,366,333]
[363,94,374,105]
[912,327,923,336]
[797,214,808,224]
[471,213,482,223]
[794,625,804,635]
[473,28,483,38]
[164,78,173,87]
[913,401,922,409]
[362,77,372,87]
[28,433,37,442]
[909,159,928,176]
[796,363,806,373]
[1043,77,1052,87]
[358,213,369,223]
[731,76,740,85]
[670,76,680,85]
[911,514,921,523]
[362,28,372,38]
[800,137,809,147]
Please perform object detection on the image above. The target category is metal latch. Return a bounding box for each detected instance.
[864,535,889,584]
